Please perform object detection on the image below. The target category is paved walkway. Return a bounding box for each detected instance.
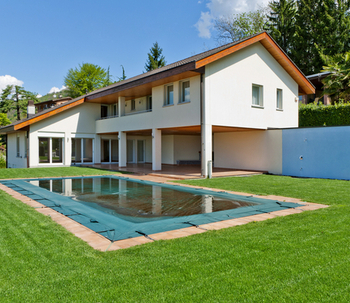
[84,163,266,180]
[0,173,329,252]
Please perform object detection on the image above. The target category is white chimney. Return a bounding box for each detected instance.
[27,100,35,118]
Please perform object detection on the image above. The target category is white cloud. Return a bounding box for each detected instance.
[195,0,270,38]
[36,94,42,98]
[0,75,24,93]
[49,85,67,94]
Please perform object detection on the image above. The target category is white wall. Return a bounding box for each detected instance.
[205,43,299,129]
[174,135,201,163]
[96,75,201,134]
[7,131,28,168]
[29,103,101,167]
[162,135,174,164]
[214,130,282,174]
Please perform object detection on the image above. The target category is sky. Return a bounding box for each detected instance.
[0,0,269,97]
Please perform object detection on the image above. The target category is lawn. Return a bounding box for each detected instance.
[0,169,350,302]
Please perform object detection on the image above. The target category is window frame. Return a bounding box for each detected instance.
[179,80,190,104]
[276,88,283,110]
[131,99,136,111]
[252,84,264,108]
[38,136,64,165]
[16,134,20,157]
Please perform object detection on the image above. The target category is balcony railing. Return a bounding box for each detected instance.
[97,109,152,120]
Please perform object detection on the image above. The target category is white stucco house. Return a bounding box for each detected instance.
[0,32,314,177]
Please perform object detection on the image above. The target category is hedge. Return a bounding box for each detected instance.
[299,102,350,127]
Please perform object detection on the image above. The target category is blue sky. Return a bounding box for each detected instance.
[0,0,268,96]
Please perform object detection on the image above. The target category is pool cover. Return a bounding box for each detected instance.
[1,176,302,241]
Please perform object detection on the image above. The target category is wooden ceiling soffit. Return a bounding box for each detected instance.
[195,32,315,95]
[86,62,198,102]
[14,98,85,131]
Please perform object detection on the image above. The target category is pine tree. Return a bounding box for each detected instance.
[144,42,166,72]
[265,0,296,57]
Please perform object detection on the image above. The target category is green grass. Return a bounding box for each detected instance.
[0,166,119,179]
[1,173,350,302]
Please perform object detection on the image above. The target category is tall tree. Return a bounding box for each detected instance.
[292,0,350,75]
[117,65,127,82]
[64,63,109,98]
[144,42,166,72]
[0,85,38,121]
[265,0,297,57]
[214,8,267,44]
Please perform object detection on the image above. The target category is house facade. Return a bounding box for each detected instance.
[1,32,314,177]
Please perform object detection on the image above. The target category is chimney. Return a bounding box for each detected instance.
[27,100,35,118]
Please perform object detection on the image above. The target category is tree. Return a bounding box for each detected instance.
[117,65,127,82]
[321,52,350,102]
[0,85,38,121]
[214,8,267,44]
[265,0,296,57]
[144,42,166,72]
[64,63,109,98]
[0,113,10,126]
[292,0,350,75]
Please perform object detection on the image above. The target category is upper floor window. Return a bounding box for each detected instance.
[101,105,108,118]
[252,84,263,107]
[165,84,174,106]
[147,96,152,110]
[16,135,20,157]
[131,99,136,111]
[276,89,283,110]
[180,81,190,103]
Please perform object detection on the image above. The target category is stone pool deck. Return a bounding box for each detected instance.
[0,174,329,252]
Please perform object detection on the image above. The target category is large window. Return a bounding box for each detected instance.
[101,105,108,118]
[165,84,174,106]
[39,137,63,164]
[180,81,190,103]
[252,84,263,107]
[71,138,93,164]
[276,88,283,110]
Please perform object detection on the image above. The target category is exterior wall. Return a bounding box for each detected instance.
[7,131,28,168]
[214,130,282,174]
[96,75,201,134]
[283,126,350,180]
[162,135,174,164]
[29,103,100,167]
[205,43,299,129]
[174,135,201,163]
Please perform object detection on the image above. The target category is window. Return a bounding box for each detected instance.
[24,136,27,158]
[101,105,108,118]
[165,84,174,105]
[113,104,118,116]
[39,137,63,164]
[252,84,263,107]
[71,138,94,164]
[147,96,152,111]
[180,81,190,103]
[276,89,283,110]
[16,135,20,157]
[131,99,136,111]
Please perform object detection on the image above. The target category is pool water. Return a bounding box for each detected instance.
[1,176,301,241]
[28,177,257,223]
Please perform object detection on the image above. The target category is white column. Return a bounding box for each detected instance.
[118,96,125,117]
[65,132,71,166]
[201,124,212,177]
[118,131,127,167]
[152,128,162,171]
[152,185,162,215]
[201,195,213,213]
[118,179,127,207]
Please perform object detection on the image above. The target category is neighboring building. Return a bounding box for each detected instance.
[0,32,314,177]
[300,72,331,105]
[35,97,73,112]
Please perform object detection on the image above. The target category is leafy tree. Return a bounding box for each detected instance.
[0,85,38,121]
[144,42,166,72]
[265,0,296,57]
[64,63,109,98]
[0,113,10,126]
[321,52,350,102]
[117,65,127,82]
[214,8,267,44]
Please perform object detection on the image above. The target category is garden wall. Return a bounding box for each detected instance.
[282,126,350,180]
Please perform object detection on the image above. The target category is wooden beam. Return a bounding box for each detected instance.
[14,98,85,131]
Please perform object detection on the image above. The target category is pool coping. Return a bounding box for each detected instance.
[0,174,329,251]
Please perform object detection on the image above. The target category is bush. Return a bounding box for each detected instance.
[299,102,350,127]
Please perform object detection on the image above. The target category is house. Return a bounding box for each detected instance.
[300,71,331,105]
[35,97,73,112]
[0,32,314,177]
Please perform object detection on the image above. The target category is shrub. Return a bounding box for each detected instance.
[299,102,350,127]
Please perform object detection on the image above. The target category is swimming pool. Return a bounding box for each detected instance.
[1,176,301,241]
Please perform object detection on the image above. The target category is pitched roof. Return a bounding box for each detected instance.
[0,31,314,133]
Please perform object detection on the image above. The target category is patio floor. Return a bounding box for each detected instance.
[83,163,266,180]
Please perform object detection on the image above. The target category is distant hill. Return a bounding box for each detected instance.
[38,89,70,102]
